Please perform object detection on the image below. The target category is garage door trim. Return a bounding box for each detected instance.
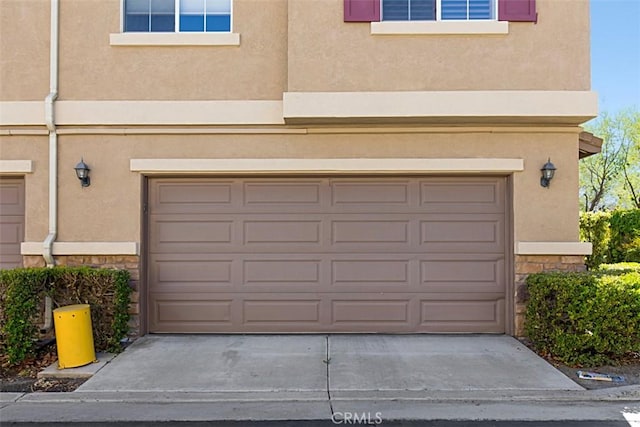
[131,158,524,174]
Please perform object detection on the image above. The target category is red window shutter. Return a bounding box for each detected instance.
[344,0,380,22]
[498,0,537,22]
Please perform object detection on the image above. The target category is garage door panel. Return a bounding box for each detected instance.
[244,220,321,244]
[420,215,504,253]
[244,259,321,284]
[148,177,508,333]
[331,180,413,205]
[0,183,24,214]
[152,219,233,244]
[156,299,232,323]
[0,179,24,270]
[419,178,504,213]
[151,180,235,214]
[0,220,24,269]
[332,220,409,244]
[157,260,233,283]
[332,299,411,324]
[420,259,505,293]
[150,296,233,332]
[332,260,410,284]
[324,252,421,295]
[244,300,321,323]
[420,299,505,333]
[1,219,23,243]
[243,181,324,205]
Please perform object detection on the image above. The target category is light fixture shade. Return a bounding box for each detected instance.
[74,158,91,187]
[540,158,556,188]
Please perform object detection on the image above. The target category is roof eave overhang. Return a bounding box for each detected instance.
[579,131,603,159]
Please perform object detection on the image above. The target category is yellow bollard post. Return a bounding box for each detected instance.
[53,304,98,369]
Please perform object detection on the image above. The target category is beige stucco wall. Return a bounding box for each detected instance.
[0,0,586,249]
[1,0,590,102]
[287,0,590,92]
[0,1,50,101]
[55,0,287,100]
[35,131,580,243]
[0,135,49,240]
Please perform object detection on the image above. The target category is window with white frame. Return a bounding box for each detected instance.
[382,0,496,21]
[124,0,232,32]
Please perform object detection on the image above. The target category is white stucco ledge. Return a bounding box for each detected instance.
[0,160,33,174]
[2,100,283,126]
[21,242,139,256]
[130,158,524,174]
[516,242,593,256]
[54,101,283,126]
[110,32,240,46]
[0,102,43,125]
[282,91,598,125]
[371,20,509,35]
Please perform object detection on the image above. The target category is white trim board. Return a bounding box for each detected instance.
[371,20,509,35]
[283,91,598,125]
[55,101,284,126]
[516,242,592,256]
[110,32,240,46]
[0,101,284,126]
[130,158,525,174]
[21,242,139,256]
[0,102,43,126]
[1,92,597,127]
[0,160,34,174]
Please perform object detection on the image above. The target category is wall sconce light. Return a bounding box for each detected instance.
[74,158,91,187]
[540,158,556,188]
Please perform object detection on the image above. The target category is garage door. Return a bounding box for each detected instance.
[147,177,507,333]
[0,178,25,270]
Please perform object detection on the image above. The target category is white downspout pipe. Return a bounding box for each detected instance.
[43,0,59,267]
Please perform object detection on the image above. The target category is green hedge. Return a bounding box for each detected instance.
[609,209,640,263]
[579,211,611,269]
[525,270,640,366]
[0,266,132,365]
[580,209,640,269]
[599,262,640,273]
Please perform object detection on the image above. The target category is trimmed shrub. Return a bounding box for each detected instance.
[0,269,49,364]
[599,262,640,274]
[609,209,640,263]
[579,211,611,269]
[0,266,132,365]
[525,271,640,366]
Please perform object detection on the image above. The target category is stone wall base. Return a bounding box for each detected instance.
[23,255,140,338]
[514,255,586,337]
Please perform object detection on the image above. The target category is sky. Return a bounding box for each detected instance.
[590,0,640,114]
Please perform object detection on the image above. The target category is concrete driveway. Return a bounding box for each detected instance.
[76,335,582,395]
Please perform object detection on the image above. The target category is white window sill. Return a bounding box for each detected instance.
[109,32,240,46]
[371,20,509,35]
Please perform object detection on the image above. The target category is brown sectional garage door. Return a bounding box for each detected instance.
[148,177,507,333]
[0,178,25,270]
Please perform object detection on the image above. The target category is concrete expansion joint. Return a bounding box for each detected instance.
[325,334,335,417]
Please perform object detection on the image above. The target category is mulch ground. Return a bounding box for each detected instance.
[0,341,87,393]
[547,355,640,390]
[518,338,640,390]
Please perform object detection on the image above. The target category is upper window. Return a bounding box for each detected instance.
[124,0,232,32]
[382,0,496,21]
